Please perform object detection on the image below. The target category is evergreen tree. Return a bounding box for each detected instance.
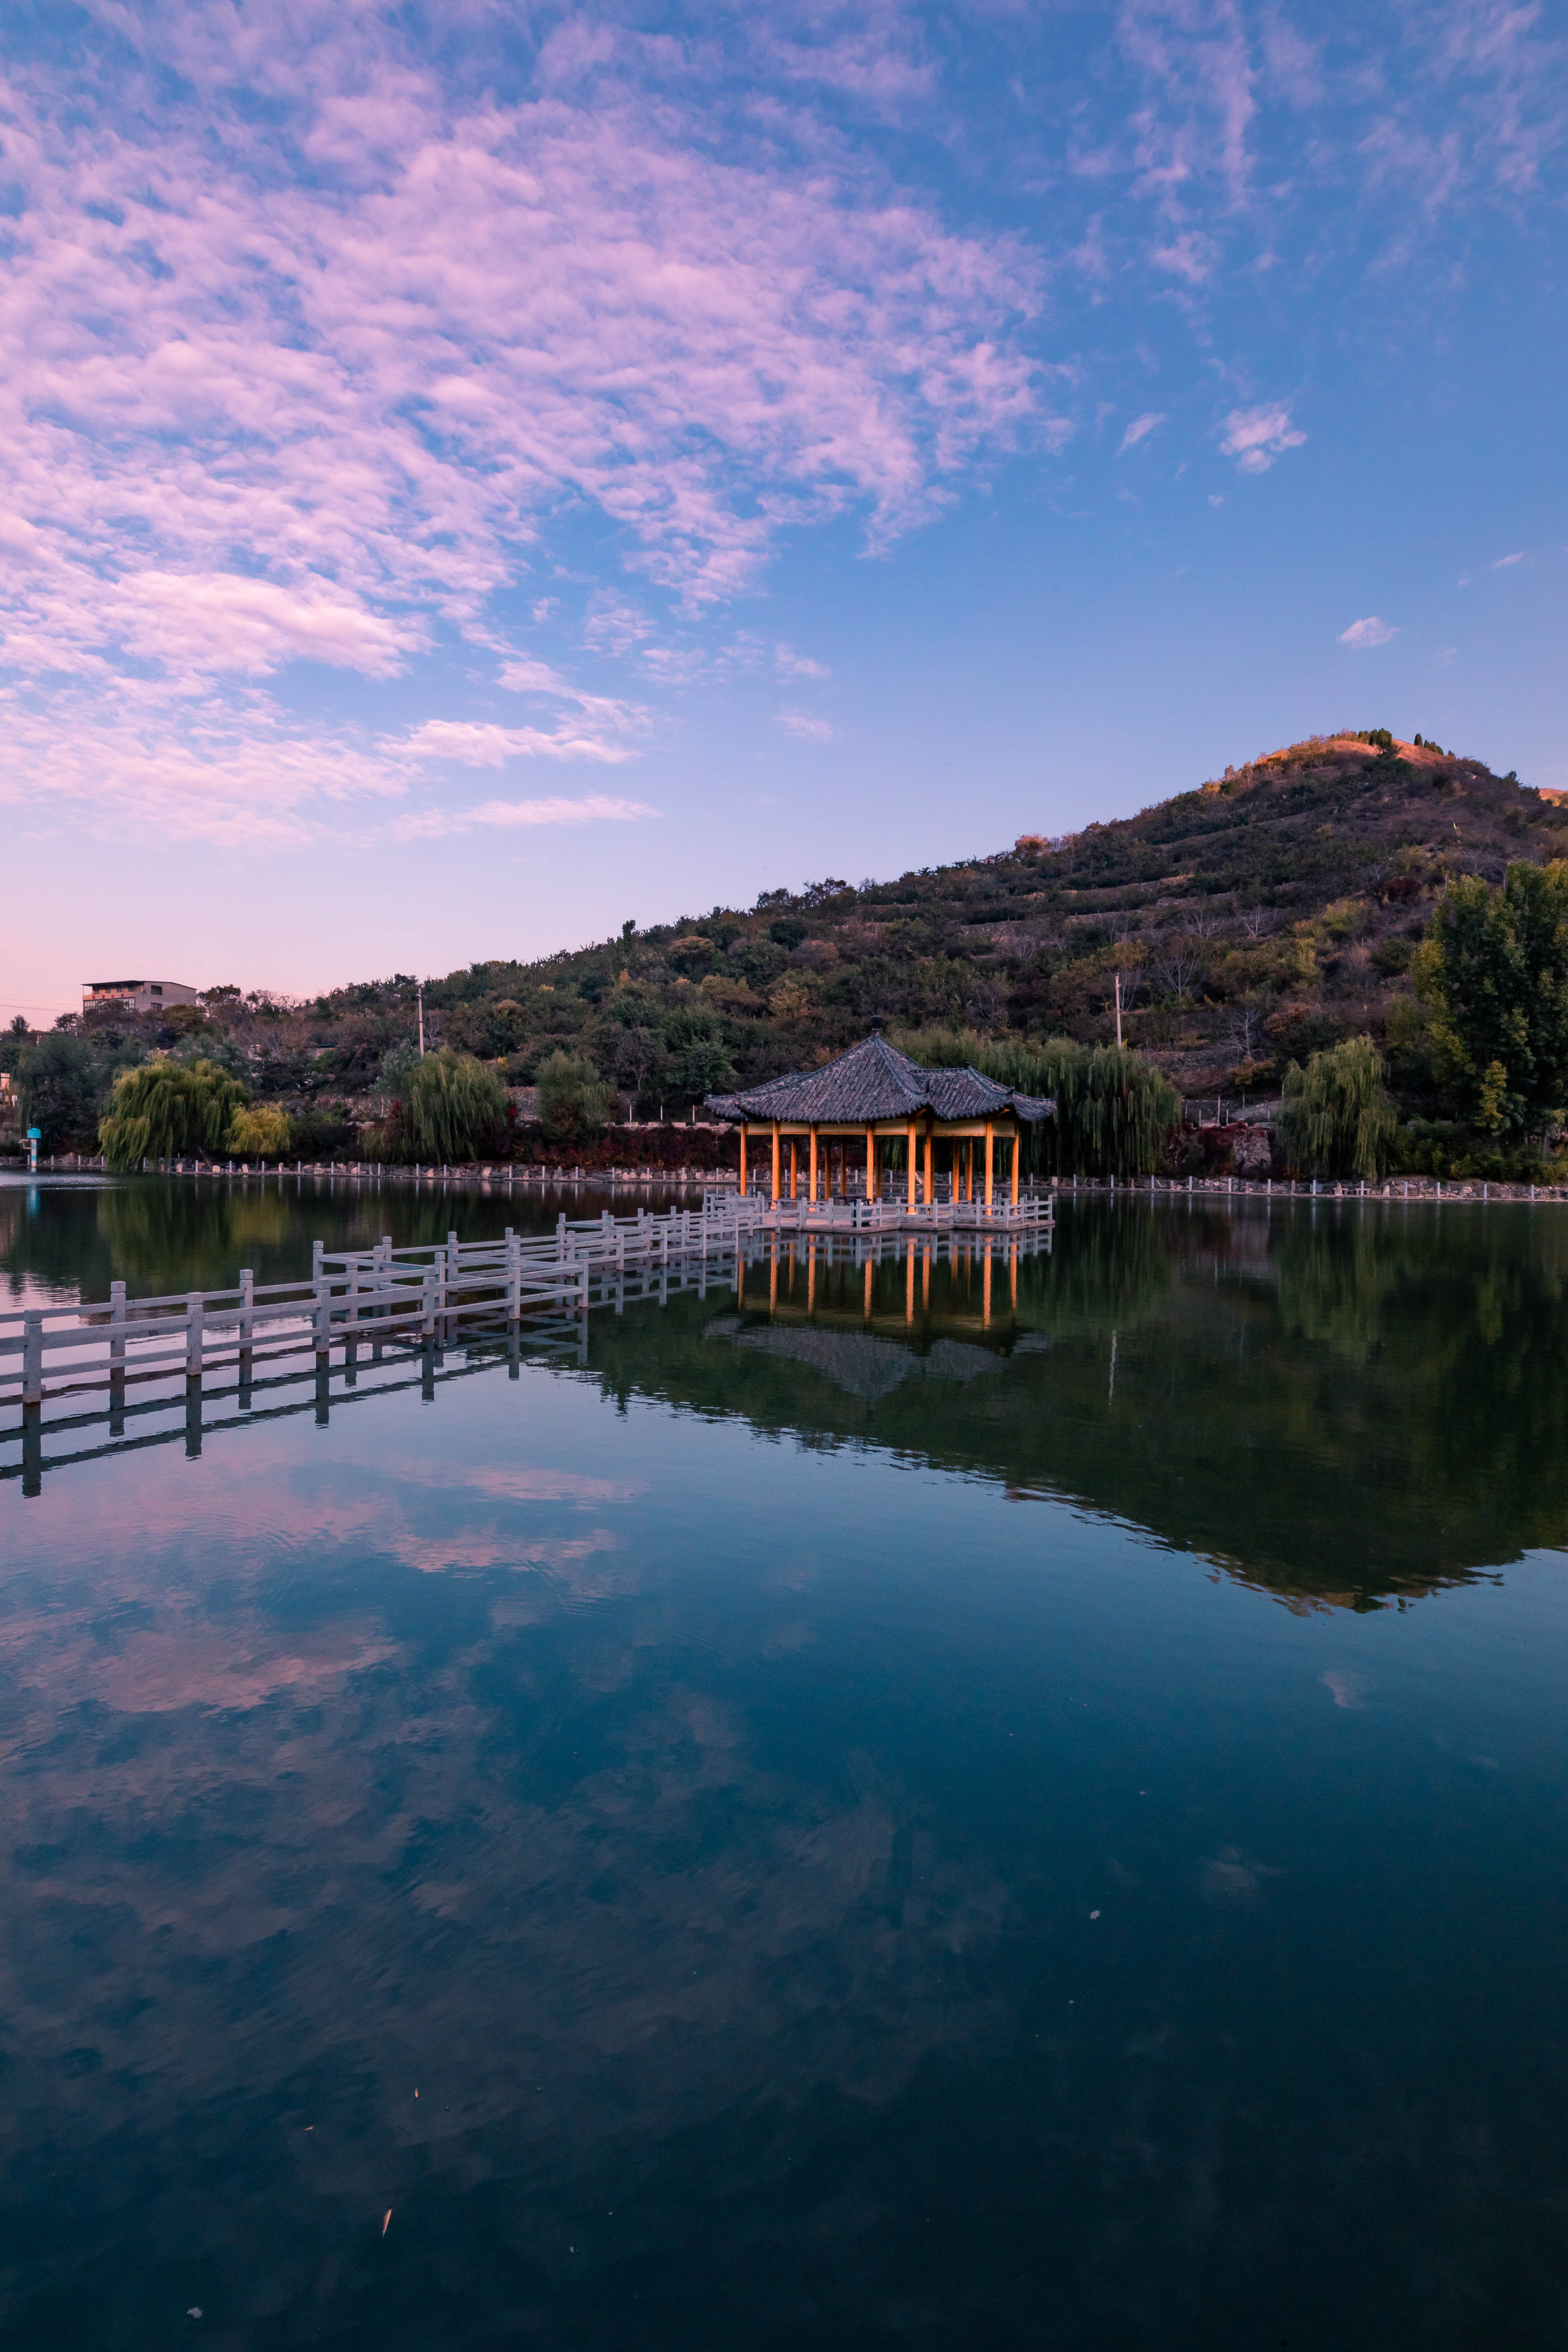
[536,1050,615,1142]
[1415,861,1568,1134]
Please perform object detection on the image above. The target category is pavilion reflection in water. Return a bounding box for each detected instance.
[718,1225,1044,1404]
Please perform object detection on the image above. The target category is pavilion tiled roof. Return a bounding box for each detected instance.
[705,1033,1054,1124]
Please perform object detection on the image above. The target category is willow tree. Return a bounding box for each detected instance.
[896,1029,1180,1177]
[401,1050,511,1162]
[99,1057,251,1170]
[227,1105,292,1160]
[1278,1036,1395,1179]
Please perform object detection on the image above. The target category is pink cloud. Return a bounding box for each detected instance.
[1218,403,1306,474]
[392,793,659,839]
[1117,410,1167,453]
[0,7,1039,835]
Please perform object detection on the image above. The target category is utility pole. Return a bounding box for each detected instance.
[417,983,425,1057]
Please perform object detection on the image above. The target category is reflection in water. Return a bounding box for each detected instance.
[3,1185,1568,2346]
[9,1187,1568,1605]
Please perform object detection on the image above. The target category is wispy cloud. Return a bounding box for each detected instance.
[1219,405,1306,474]
[1118,411,1167,454]
[1491,551,1526,569]
[399,721,636,768]
[776,712,835,742]
[1339,616,1399,648]
[392,793,658,840]
[775,643,832,680]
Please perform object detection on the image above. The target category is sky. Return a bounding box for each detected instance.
[1,0,1564,1017]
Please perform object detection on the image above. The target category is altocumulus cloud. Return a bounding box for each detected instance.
[1339,617,1399,648]
[1218,406,1307,474]
[0,0,1038,842]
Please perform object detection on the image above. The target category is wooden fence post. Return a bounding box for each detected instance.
[22,1311,43,1405]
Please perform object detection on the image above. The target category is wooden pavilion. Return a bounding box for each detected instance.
[706,1032,1054,1209]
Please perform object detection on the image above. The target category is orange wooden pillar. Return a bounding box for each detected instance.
[808,1124,819,1203]
[984,1121,995,1208]
[866,1125,876,1204]
[923,1122,933,1206]
[1010,1117,1020,1207]
[771,1121,782,1202]
[789,1137,798,1199]
[738,1125,747,1196]
[906,1120,916,1210]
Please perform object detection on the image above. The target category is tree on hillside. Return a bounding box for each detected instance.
[400,1050,511,1161]
[536,1050,615,1142]
[664,1013,736,1104]
[1414,861,1568,1135]
[1279,1037,1395,1179]
[99,1057,250,1169]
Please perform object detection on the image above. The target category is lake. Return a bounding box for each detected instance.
[3,1172,1567,2348]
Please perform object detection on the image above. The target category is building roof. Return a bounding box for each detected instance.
[705,1032,1054,1125]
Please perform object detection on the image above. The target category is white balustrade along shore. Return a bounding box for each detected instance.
[3,1153,730,1188]
[1058,1174,1568,1204]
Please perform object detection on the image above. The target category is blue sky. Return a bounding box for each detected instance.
[2,0,1563,1015]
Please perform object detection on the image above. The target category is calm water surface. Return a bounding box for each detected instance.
[3,1174,1568,2348]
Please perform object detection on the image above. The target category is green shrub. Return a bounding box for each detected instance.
[1370,937,1414,977]
[1388,1120,1552,1183]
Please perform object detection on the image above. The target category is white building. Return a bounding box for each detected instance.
[83,979,202,1015]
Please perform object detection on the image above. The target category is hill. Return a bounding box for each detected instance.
[316,728,1568,1112]
[17,727,1568,1153]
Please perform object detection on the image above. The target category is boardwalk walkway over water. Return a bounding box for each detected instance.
[1,1190,1053,1495]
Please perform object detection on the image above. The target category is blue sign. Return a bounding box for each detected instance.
[26,1127,41,1139]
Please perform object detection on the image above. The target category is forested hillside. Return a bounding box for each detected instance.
[9,730,1566,1159]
